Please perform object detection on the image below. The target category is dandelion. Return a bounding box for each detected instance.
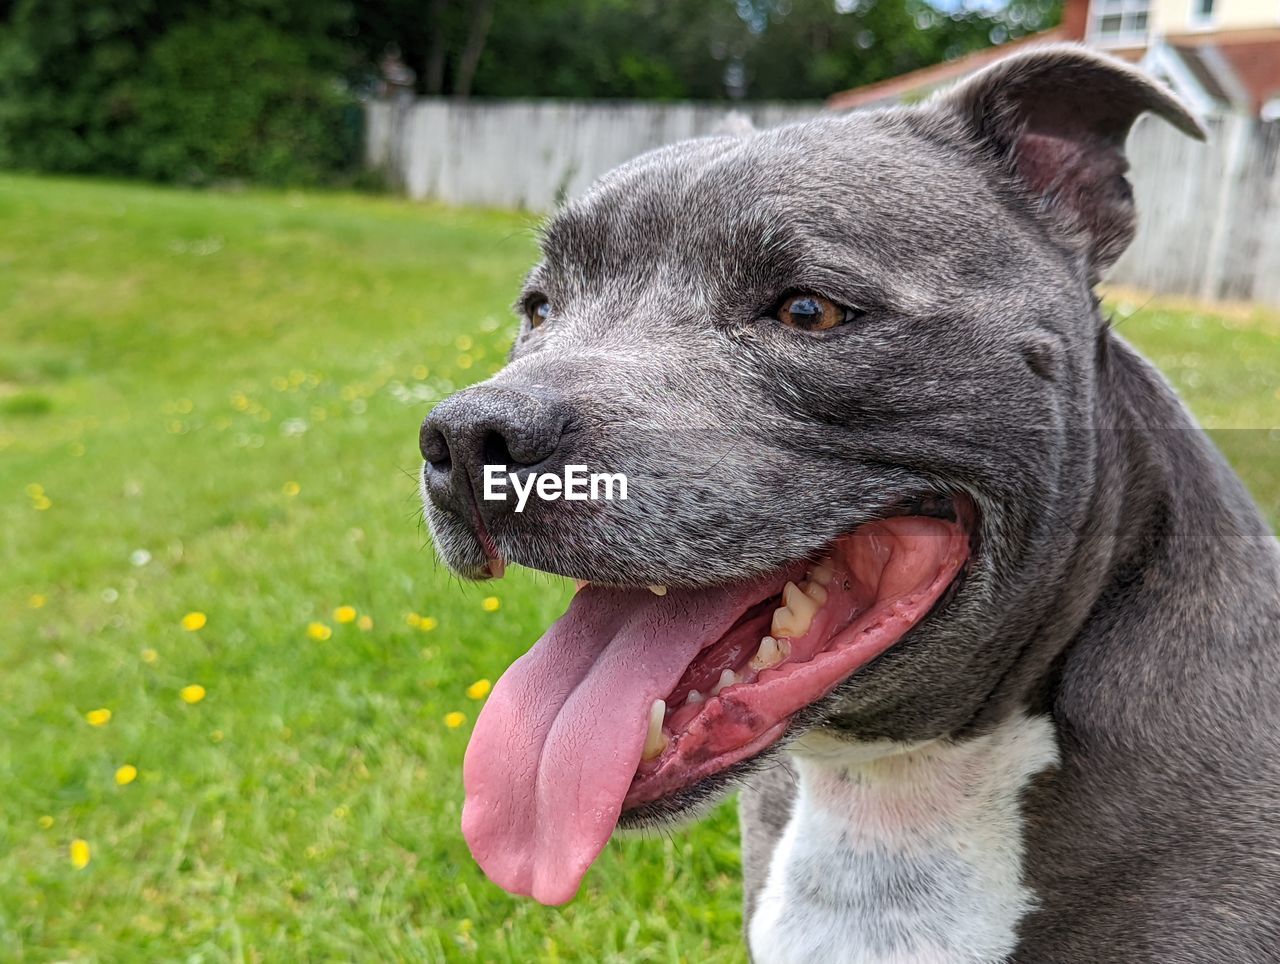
[332,806,349,819]
[404,612,422,628]
[419,616,439,632]
[210,729,224,743]
[481,596,501,613]
[181,611,207,631]
[357,614,374,631]
[85,708,112,727]
[282,480,301,497]
[38,815,54,829]
[466,678,491,700]
[28,593,46,609]
[457,355,474,370]
[115,764,138,786]
[333,605,357,624]
[141,648,158,664]
[24,483,44,498]
[180,684,206,704]
[32,495,52,510]
[444,711,466,729]
[307,622,332,641]
[412,364,429,379]
[69,839,91,870]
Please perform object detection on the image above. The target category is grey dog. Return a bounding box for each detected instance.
[419,44,1280,962]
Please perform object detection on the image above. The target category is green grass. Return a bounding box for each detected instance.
[0,173,1276,962]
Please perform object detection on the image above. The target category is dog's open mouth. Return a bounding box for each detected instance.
[461,495,973,905]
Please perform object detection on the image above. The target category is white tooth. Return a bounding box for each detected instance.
[749,635,790,671]
[686,689,704,705]
[648,585,668,596]
[802,581,828,605]
[809,562,835,586]
[773,581,818,638]
[712,668,739,696]
[642,699,668,760]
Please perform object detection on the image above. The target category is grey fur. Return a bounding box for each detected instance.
[421,44,1280,960]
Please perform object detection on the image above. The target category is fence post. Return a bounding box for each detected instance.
[1200,112,1253,302]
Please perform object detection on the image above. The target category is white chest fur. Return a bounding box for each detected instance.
[748,714,1059,964]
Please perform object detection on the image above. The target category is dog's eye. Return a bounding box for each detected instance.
[525,295,552,328]
[774,293,856,332]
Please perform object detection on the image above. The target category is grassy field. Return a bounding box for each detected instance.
[1,173,1276,963]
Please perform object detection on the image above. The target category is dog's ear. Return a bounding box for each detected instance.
[932,44,1206,276]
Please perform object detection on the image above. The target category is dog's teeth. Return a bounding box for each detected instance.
[809,562,835,586]
[686,689,704,705]
[574,578,590,591]
[642,699,668,761]
[487,558,506,579]
[800,580,828,605]
[773,581,818,638]
[749,635,791,671]
[711,669,739,696]
[648,585,668,596]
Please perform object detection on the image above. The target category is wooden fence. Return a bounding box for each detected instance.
[366,98,1280,306]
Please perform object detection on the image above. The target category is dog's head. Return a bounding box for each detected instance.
[419,46,1203,904]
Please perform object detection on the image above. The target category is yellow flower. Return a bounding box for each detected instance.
[181,611,207,631]
[333,605,357,624]
[412,364,429,379]
[38,815,54,829]
[180,684,206,704]
[457,355,474,370]
[141,648,158,664]
[32,495,52,511]
[115,764,138,786]
[481,596,501,612]
[419,616,439,632]
[466,678,492,700]
[210,729,224,743]
[282,480,301,497]
[444,711,466,729]
[85,708,112,727]
[28,593,47,609]
[24,483,44,498]
[404,612,422,628]
[307,622,332,641]
[455,335,474,351]
[69,838,91,870]
[357,614,374,631]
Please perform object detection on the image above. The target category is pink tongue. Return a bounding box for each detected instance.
[461,579,769,905]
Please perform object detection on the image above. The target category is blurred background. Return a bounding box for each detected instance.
[1,1,1276,960]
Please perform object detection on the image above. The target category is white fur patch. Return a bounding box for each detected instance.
[749,713,1059,964]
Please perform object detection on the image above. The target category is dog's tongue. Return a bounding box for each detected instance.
[462,580,764,905]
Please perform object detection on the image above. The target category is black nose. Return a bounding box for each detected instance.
[420,385,569,518]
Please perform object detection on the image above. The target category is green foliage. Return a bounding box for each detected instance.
[0,0,358,184]
[128,17,359,185]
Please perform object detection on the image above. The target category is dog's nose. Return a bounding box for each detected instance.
[420,385,569,517]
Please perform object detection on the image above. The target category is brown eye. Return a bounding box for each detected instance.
[526,296,551,328]
[775,293,855,332]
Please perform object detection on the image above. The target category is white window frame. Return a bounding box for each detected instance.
[1088,0,1152,47]
[1188,0,1216,28]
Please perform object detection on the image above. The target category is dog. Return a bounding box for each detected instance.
[419,44,1280,962]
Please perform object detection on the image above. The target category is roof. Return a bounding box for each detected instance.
[825,28,1070,112]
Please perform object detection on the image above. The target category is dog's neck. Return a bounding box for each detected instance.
[749,714,1059,964]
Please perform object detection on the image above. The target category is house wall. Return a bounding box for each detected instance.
[1158,0,1280,34]
[366,98,1280,308]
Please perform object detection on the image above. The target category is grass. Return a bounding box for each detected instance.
[0,173,1276,962]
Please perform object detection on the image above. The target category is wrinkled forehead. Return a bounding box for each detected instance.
[532,111,1040,308]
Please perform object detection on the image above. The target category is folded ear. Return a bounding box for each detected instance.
[932,44,1206,277]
